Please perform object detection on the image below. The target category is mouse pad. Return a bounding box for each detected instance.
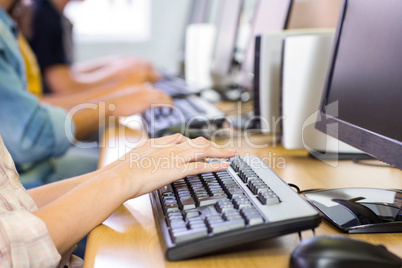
[304,188,402,233]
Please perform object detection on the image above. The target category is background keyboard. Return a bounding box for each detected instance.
[150,155,321,261]
[155,78,195,97]
[155,70,200,97]
[143,95,225,138]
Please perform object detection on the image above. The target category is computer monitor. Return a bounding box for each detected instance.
[240,0,293,90]
[187,0,211,25]
[179,0,213,75]
[287,0,342,29]
[233,0,260,65]
[210,0,243,77]
[316,0,402,169]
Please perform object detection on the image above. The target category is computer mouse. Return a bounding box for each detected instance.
[289,236,402,268]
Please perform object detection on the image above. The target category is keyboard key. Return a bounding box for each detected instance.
[215,200,235,213]
[187,216,204,224]
[163,199,179,213]
[168,215,183,223]
[246,216,264,226]
[170,228,208,244]
[184,209,200,219]
[197,196,228,207]
[258,192,280,205]
[207,220,246,235]
[225,188,244,199]
[159,185,174,197]
[170,220,187,229]
[180,196,196,210]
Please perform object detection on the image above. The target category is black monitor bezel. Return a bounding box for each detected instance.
[315,0,402,169]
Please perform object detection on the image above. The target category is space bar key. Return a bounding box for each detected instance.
[172,228,208,244]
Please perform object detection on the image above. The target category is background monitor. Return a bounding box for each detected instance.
[233,0,260,65]
[316,0,402,169]
[287,0,343,29]
[187,0,211,25]
[179,0,213,75]
[210,0,243,77]
[240,0,293,90]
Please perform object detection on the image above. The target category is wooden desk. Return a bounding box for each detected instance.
[84,120,402,267]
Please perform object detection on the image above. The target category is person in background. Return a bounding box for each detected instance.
[0,1,173,190]
[18,0,161,95]
[0,132,236,267]
[1,0,175,261]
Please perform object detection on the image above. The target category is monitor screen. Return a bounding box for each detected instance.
[233,0,259,65]
[316,0,402,169]
[210,0,243,76]
[240,0,293,89]
[187,0,211,25]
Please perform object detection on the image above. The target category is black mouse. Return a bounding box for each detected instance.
[289,236,402,268]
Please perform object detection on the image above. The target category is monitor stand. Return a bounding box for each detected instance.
[308,152,375,161]
[227,112,256,130]
[208,85,246,102]
[304,188,402,233]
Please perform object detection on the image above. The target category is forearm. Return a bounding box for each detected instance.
[41,83,124,110]
[70,102,106,141]
[71,55,124,74]
[29,156,129,208]
[73,63,131,87]
[33,170,131,255]
[44,65,116,94]
[73,58,157,86]
[28,169,102,208]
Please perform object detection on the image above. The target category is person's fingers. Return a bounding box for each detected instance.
[151,71,162,81]
[145,71,161,83]
[168,137,236,160]
[181,161,230,177]
[174,136,215,151]
[179,146,237,163]
[128,134,189,155]
[150,92,173,106]
[153,133,189,145]
[137,134,189,151]
[114,86,142,97]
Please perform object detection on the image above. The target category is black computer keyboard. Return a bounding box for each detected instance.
[155,78,194,97]
[143,95,225,138]
[150,155,321,261]
[155,70,200,97]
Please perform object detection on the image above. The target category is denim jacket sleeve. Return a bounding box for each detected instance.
[0,46,75,165]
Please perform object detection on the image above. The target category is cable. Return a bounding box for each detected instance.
[288,183,301,194]
[287,183,326,195]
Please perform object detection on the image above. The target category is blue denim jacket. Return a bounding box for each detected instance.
[0,7,75,177]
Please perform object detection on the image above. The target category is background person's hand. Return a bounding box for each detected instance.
[104,84,173,117]
[115,70,161,87]
[110,57,161,83]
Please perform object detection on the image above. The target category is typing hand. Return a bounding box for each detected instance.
[108,136,236,199]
